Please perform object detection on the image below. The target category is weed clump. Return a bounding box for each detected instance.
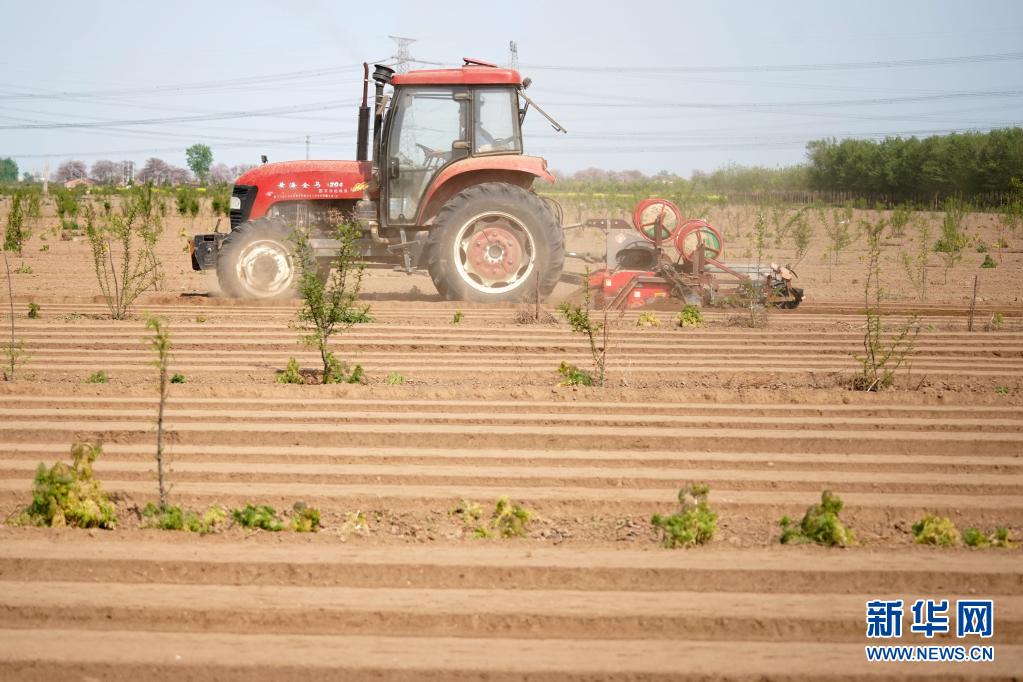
[677,304,703,327]
[27,302,39,319]
[86,370,108,384]
[651,484,717,548]
[386,371,405,385]
[142,503,225,534]
[232,504,284,531]
[15,442,116,529]
[451,310,463,325]
[275,357,304,384]
[324,353,365,384]
[980,254,997,269]
[454,496,532,539]
[963,526,1017,549]
[779,490,856,547]
[912,514,961,547]
[557,361,593,386]
[290,501,321,532]
[636,311,661,327]
[170,372,186,384]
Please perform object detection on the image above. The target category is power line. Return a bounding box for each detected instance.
[0,63,376,102]
[519,50,1023,74]
[534,88,1023,110]
[0,98,358,131]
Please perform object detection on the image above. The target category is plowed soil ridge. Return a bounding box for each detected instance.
[0,303,1020,680]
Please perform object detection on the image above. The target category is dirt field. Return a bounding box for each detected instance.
[0,203,1021,679]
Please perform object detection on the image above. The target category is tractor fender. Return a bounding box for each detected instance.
[415,155,555,226]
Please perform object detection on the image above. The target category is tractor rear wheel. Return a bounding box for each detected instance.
[426,182,564,302]
[216,217,298,299]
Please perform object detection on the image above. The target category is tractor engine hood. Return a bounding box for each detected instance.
[236,160,373,201]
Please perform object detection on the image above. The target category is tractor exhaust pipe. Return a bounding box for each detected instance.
[371,64,394,167]
[356,63,370,162]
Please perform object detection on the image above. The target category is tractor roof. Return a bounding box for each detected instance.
[392,59,522,87]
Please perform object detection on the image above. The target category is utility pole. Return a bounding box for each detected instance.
[508,41,519,69]
[42,159,48,195]
[389,35,416,74]
[305,135,310,160]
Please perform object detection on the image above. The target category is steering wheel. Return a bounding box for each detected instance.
[476,126,496,145]
[416,143,446,161]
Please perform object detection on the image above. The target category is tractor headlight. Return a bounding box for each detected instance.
[229,196,241,211]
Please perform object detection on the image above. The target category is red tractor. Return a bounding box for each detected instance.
[192,58,566,303]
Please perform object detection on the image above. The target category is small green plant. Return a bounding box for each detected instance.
[887,202,913,239]
[779,491,856,547]
[994,386,1010,395]
[491,496,531,538]
[557,360,593,386]
[342,510,368,534]
[451,310,463,325]
[824,202,854,281]
[636,311,661,327]
[677,304,703,327]
[232,503,284,531]
[980,254,997,268]
[386,371,405,385]
[454,497,532,539]
[142,502,225,534]
[452,499,484,524]
[901,217,933,302]
[27,302,40,319]
[15,442,116,529]
[293,222,368,383]
[86,370,108,384]
[989,312,1004,330]
[290,501,321,532]
[558,269,609,386]
[146,316,173,510]
[275,357,304,384]
[855,216,917,391]
[39,244,49,252]
[975,241,989,253]
[195,315,207,323]
[651,484,718,549]
[14,264,31,274]
[324,353,365,384]
[912,514,960,547]
[4,192,27,254]
[84,184,165,319]
[170,373,186,384]
[934,197,968,284]
[962,527,987,548]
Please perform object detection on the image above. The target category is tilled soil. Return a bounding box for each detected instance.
[0,212,1021,679]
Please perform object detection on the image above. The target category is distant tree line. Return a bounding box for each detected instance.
[806,127,1023,203]
[1,143,257,188]
[549,128,1022,207]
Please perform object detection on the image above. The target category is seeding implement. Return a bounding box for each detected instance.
[579,198,804,309]
[192,58,567,303]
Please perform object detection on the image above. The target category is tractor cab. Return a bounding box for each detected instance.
[372,61,528,227]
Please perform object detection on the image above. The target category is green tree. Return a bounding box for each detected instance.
[185,144,213,185]
[0,158,17,184]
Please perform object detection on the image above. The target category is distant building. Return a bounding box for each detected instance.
[63,177,94,189]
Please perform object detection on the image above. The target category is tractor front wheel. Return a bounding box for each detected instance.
[216,217,298,299]
[426,182,564,303]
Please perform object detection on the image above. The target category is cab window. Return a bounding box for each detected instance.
[473,88,521,154]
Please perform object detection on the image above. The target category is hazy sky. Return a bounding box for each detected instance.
[2,0,1021,178]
